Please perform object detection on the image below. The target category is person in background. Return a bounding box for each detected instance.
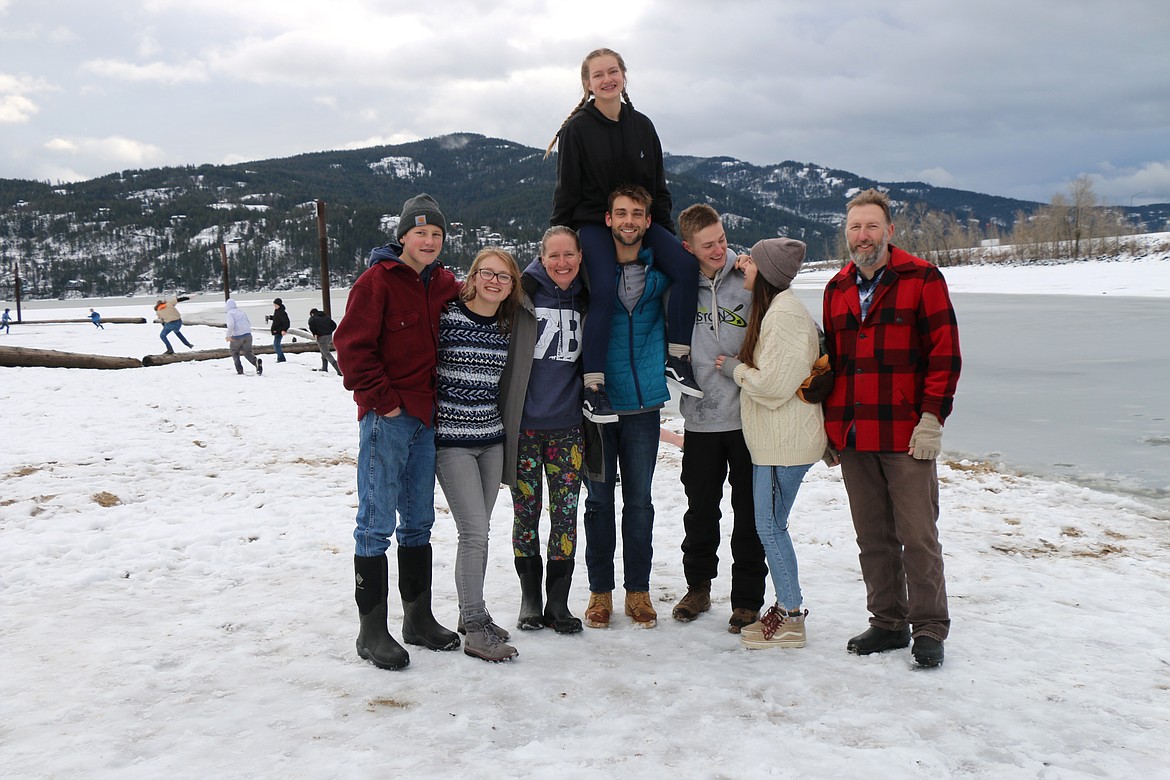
[333,193,461,672]
[546,47,702,423]
[500,226,588,636]
[269,298,290,363]
[671,204,767,634]
[435,248,523,663]
[580,185,672,631]
[308,308,341,375]
[89,308,104,329]
[717,239,826,650]
[1,308,11,334]
[822,188,961,669]
[154,294,194,354]
[224,299,262,376]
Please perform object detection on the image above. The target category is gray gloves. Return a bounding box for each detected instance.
[718,356,742,378]
[908,412,942,460]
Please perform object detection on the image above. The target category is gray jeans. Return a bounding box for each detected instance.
[316,334,340,373]
[435,443,504,625]
[228,334,258,373]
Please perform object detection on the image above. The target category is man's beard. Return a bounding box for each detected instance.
[612,226,645,248]
[850,237,886,268]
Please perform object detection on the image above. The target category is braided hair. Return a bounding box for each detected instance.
[544,48,633,160]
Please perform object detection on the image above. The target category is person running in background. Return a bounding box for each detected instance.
[154,294,194,353]
[3,307,13,334]
[546,47,702,422]
[308,308,341,375]
[89,309,104,329]
[224,299,262,376]
[269,298,290,363]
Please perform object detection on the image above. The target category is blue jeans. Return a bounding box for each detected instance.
[583,410,660,592]
[273,333,285,361]
[353,411,437,556]
[753,463,812,611]
[159,319,192,350]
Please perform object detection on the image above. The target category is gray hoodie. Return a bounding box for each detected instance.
[679,250,753,433]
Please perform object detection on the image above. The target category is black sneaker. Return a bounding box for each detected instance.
[583,386,618,424]
[665,355,703,398]
[912,635,944,668]
[256,358,263,376]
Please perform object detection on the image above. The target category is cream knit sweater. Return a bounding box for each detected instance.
[732,289,827,466]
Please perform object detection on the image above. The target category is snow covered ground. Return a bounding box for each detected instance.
[2,255,1169,778]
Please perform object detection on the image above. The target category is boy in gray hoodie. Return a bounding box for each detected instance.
[672,204,767,633]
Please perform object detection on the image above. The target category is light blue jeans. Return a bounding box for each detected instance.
[753,463,812,611]
[353,412,437,557]
[435,443,504,625]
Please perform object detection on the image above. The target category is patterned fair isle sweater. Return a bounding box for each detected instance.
[436,300,509,448]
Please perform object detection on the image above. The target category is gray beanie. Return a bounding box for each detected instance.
[750,238,806,290]
[396,193,446,241]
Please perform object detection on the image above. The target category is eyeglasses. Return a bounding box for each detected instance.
[475,268,514,284]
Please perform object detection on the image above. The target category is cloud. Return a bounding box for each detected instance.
[0,72,53,123]
[44,135,166,168]
[1085,161,1170,206]
[0,92,37,123]
[81,58,208,84]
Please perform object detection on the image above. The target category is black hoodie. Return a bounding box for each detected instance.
[549,101,675,233]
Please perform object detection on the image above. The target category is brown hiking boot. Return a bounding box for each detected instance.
[727,607,760,634]
[624,591,658,628]
[671,585,711,622]
[584,592,612,629]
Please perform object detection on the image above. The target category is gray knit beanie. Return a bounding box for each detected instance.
[396,193,446,241]
[750,238,806,290]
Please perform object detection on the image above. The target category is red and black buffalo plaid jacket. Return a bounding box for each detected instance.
[822,245,961,453]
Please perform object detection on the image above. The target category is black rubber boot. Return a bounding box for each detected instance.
[397,544,460,651]
[515,556,545,630]
[543,558,583,634]
[353,554,410,670]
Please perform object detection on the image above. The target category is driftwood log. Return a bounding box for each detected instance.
[4,317,148,325]
[2,339,325,369]
[0,345,143,369]
[140,340,323,366]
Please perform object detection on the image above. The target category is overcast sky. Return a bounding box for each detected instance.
[2,0,1168,206]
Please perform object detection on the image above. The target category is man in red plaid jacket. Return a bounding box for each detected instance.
[822,189,961,669]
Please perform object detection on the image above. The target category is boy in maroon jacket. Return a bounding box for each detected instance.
[334,193,461,670]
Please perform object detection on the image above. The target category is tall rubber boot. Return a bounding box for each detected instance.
[544,558,583,634]
[397,544,460,651]
[354,554,410,670]
[514,556,545,630]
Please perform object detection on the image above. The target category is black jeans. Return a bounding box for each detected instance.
[680,429,766,611]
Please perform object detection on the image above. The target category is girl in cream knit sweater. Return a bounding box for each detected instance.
[715,239,826,649]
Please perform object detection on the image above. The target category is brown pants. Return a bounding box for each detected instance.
[839,450,949,641]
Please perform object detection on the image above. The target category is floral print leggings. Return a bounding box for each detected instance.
[510,426,582,560]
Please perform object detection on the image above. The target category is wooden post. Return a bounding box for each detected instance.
[220,242,231,300]
[14,262,22,322]
[316,200,331,318]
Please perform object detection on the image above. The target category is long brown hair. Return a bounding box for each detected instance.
[738,270,783,369]
[544,48,634,160]
[461,248,522,334]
